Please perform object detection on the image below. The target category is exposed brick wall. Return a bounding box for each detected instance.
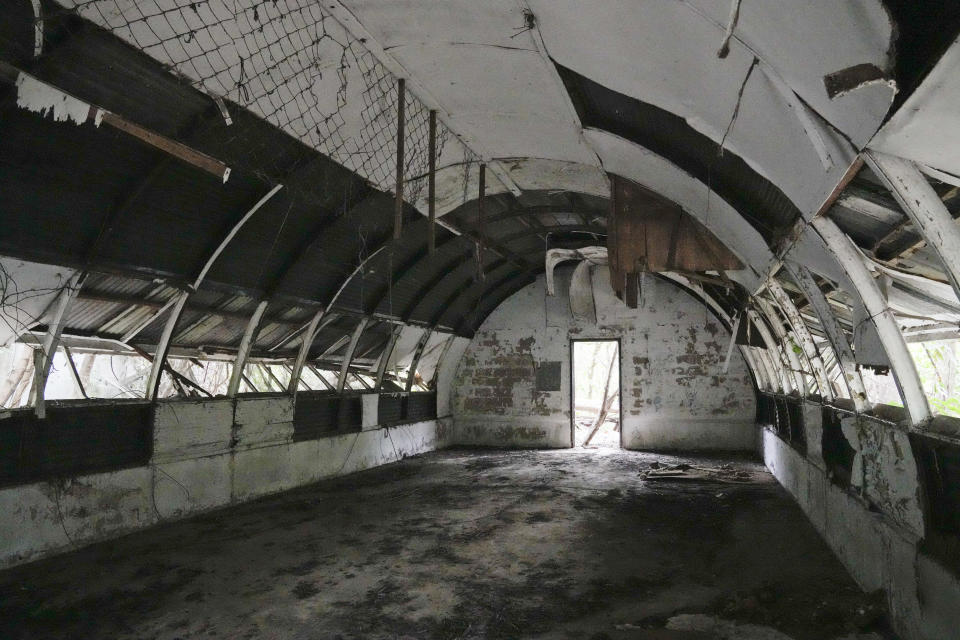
[451,268,756,450]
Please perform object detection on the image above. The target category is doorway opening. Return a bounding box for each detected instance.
[571,340,621,448]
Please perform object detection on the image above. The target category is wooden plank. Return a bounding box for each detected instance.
[477,163,486,280]
[394,78,406,239]
[98,112,230,182]
[607,174,741,285]
[428,109,437,254]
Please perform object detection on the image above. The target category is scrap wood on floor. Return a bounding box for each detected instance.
[640,460,759,483]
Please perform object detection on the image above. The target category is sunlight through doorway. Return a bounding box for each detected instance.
[571,340,621,448]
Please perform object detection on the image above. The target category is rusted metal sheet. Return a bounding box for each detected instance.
[608,175,742,298]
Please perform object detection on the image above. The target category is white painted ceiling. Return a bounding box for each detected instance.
[871,36,960,179]
[338,0,896,219]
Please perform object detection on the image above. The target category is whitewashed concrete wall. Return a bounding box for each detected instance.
[762,410,960,640]
[450,268,756,449]
[0,395,447,569]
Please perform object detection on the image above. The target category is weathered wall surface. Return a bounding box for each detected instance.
[451,268,756,449]
[0,395,448,570]
[762,405,960,640]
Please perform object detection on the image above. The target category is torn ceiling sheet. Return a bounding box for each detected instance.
[532,0,871,218]
[870,37,960,180]
[334,0,599,168]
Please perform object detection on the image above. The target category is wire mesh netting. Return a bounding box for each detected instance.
[1,1,493,406]
[50,0,467,204]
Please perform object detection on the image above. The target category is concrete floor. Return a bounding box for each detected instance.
[0,449,894,640]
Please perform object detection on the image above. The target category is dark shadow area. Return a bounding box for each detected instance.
[0,448,895,639]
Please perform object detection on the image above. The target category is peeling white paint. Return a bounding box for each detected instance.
[0,395,447,569]
[451,269,756,450]
[872,35,960,177]
[0,258,79,347]
[15,73,91,125]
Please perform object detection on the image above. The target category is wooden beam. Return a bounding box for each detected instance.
[0,61,231,182]
[375,325,403,390]
[746,308,796,394]
[287,308,326,393]
[477,163,486,280]
[394,78,406,239]
[63,346,88,399]
[753,296,811,396]
[766,279,835,400]
[428,109,437,255]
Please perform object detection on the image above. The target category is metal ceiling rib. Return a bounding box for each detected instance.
[556,63,801,249]
[0,6,624,364]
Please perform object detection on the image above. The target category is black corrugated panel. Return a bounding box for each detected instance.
[292,393,362,441]
[821,407,854,487]
[438,262,517,330]
[0,2,36,66]
[292,392,339,441]
[337,396,362,432]
[0,402,152,488]
[911,433,960,535]
[0,106,158,268]
[556,64,800,248]
[35,19,210,136]
[378,392,437,425]
[373,237,474,321]
[756,394,777,427]
[773,397,790,440]
[882,0,960,111]
[911,432,960,569]
[275,193,395,305]
[378,394,404,424]
[786,398,806,454]
[406,392,437,423]
[97,162,265,281]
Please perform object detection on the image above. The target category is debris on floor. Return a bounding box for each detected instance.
[0,449,895,640]
[641,461,758,483]
[667,613,795,638]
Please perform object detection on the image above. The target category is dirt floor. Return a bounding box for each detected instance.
[0,448,895,640]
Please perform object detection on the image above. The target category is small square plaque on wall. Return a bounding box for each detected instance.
[535,361,562,391]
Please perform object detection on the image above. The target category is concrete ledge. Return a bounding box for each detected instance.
[623,417,755,451]
[153,454,232,519]
[452,416,571,448]
[153,399,233,462]
[234,396,294,449]
[0,467,156,568]
[1,416,445,570]
[761,428,944,640]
